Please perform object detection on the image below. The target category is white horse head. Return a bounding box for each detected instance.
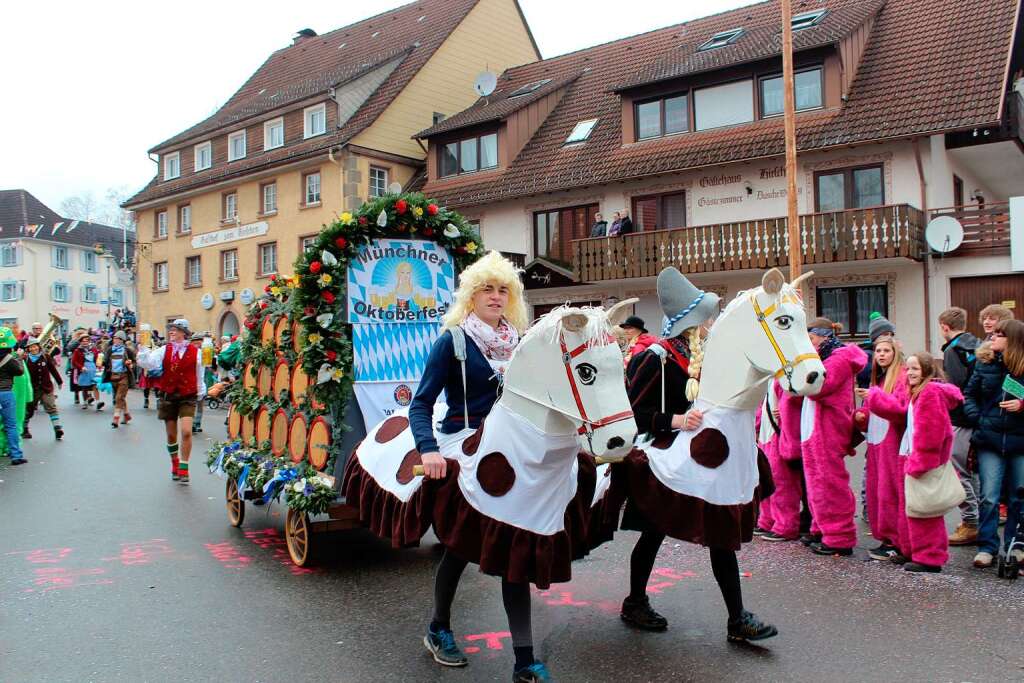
[700,269,825,409]
[500,300,638,459]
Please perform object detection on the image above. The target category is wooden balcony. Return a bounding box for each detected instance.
[572,204,925,282]
[928,202,1010,256]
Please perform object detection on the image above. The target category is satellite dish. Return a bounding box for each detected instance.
[387,182,403,194]
[473,71,497,97]
[925,216,964,253]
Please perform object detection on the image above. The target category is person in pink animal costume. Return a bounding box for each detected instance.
[864,351,962,572]
[801,317,868,556]
[755,381,803,541]
[854,337,909,561]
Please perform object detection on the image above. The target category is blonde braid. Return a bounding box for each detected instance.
[685,326,704,401]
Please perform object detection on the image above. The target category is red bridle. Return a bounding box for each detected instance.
[558,333,634,437]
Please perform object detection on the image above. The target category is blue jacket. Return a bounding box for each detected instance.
[409,330,503,454]
[963,352,1024,455]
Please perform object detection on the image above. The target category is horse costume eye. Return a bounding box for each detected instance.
[576,363,597,385]
[775,315,793,330]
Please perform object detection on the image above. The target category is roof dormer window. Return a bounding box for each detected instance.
[791,9,827,30]
[565,119,598,144]
[698,28,744,51]
[507,79,552,98]
[163,152,180,180]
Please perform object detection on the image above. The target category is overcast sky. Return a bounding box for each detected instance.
[0,0,755,212]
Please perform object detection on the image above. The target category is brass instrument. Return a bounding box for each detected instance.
[38,313,64,356]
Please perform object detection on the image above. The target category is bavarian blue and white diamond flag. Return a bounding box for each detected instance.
[346,239,454,324]
[352,323,441,382]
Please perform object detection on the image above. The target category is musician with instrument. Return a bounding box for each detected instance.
[23,336,65,441]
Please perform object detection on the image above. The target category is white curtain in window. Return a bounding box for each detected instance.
[694,80,754,131]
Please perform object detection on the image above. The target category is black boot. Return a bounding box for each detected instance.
[620,595,668,631]
[21,428,31,439]
[727,610,778,642]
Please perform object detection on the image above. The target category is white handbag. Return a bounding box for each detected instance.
[905,460,966,519]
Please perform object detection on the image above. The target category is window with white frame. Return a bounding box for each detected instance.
[228,130,247,161]
[154,262,169,290]
[51,282,69,303]
[82,250,97,273]
[301,235,317,252]
[565,119,599,144]
[194,141,212,171]
[52,246,69,269]
[223,192,238,221]
[221,249,238,281]
[186,255,201,286]
[179,204,192,233]
[82,284,98,303]
[262,182,278,214]
[259,243,277,275]
[156,210,168,238]
[2,281,22,301]
[111,288,124,306]
[304,103,326,138]
[264,117,284,150]
[1,244,20,267]
[304,172,321,205]
[369,166,388,197]
[163,151,180,180]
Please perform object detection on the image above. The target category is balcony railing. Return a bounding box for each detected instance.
[928,202,1010,255]
[573,204,925,282]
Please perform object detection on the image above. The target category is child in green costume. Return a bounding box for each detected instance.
[0,327,29,464]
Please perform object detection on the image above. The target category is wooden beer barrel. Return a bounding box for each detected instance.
[291,320,302,354]
[242,362,256,391]
[274,317,289,349]
[227,405,242,439]
[260,317,275,344]
[270,408,289,456]
[289,363,309,407]
[255,405,272,446]
[257,364,272,397]
[307,416,331,471]
[241,413,255,446]
[288,413,308,464]
[272,359,290,401]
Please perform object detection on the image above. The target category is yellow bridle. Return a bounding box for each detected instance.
[749,292,820,381]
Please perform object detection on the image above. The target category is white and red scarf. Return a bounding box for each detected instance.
[460,313,519,362]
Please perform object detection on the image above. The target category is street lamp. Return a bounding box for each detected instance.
[98,249,116,329]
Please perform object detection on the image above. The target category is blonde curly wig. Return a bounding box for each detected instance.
[443,250,528,333]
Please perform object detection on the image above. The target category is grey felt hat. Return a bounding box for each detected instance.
[657,267,721,339]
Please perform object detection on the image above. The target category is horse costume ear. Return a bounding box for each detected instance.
[762,268,785,295]
[605,298,639,327]
[561,312,589,332]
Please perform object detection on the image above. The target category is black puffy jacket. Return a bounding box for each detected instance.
[963,353,1024,455]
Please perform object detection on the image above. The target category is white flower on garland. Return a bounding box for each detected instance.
[321,250,338,267]
[316,363,334,384]
[316,313,334,329]
[293,481,304,493]
[377,209,389,227]
[444,223,460,238]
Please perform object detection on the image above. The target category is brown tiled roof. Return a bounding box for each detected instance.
[422,0,1019,208]
[612,0,885,91]
[127,0,483,207]
[415,73,581,137]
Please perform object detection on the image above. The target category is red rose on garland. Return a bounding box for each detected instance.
[395,199,408,214]
[427,204,439,216]
[309,261,322,274]
[358,216,368,226]
[423,228,434,237]
[326,350,338,362]
[334,237,348,249]
[264,285,271,293]
[456,246,467,254]
[259,301,269,310]
[322,291,336,303]
[304,306,315,316]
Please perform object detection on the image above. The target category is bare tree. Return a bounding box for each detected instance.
[59,187,136,232]
[59,192,101,222]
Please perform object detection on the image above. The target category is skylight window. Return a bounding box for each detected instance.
[697,28,744,51]
[791,9,828,30]
[507,79,552,98]
[565,119,598,144]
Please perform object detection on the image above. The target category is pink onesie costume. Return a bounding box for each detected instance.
[773,384,808,539]
[858,368,910,549]
[800,344,868,550]
[868,381,962,567]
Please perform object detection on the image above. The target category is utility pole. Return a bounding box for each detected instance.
[781,0,802,282]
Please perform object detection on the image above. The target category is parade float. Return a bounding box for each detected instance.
[206,191,482,565]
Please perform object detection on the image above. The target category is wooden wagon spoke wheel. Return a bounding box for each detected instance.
[285,508,311,567]
[226,478,245,527]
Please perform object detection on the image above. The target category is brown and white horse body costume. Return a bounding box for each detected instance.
[344,302,638,587]
[626,269,826,548]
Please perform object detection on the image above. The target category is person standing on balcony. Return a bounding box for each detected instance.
[607,211,623,236]
[589,212,608,237]
[617,208,634,235]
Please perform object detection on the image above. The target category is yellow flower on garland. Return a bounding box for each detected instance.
[317,273,333,287]
[465,242,478,254]
[308,332,322,344]
[332,368,344,380]
[413,206,424,217]
[270,286,282,296]
[341,212,353,224]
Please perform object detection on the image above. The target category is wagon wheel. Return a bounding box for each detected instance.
[226,478,245,527]
[285,508,311,567]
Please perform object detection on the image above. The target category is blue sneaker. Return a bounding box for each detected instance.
[423,627,468,667]
[513,662,551,682]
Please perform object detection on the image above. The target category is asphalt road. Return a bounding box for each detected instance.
[2,390,1023,683]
